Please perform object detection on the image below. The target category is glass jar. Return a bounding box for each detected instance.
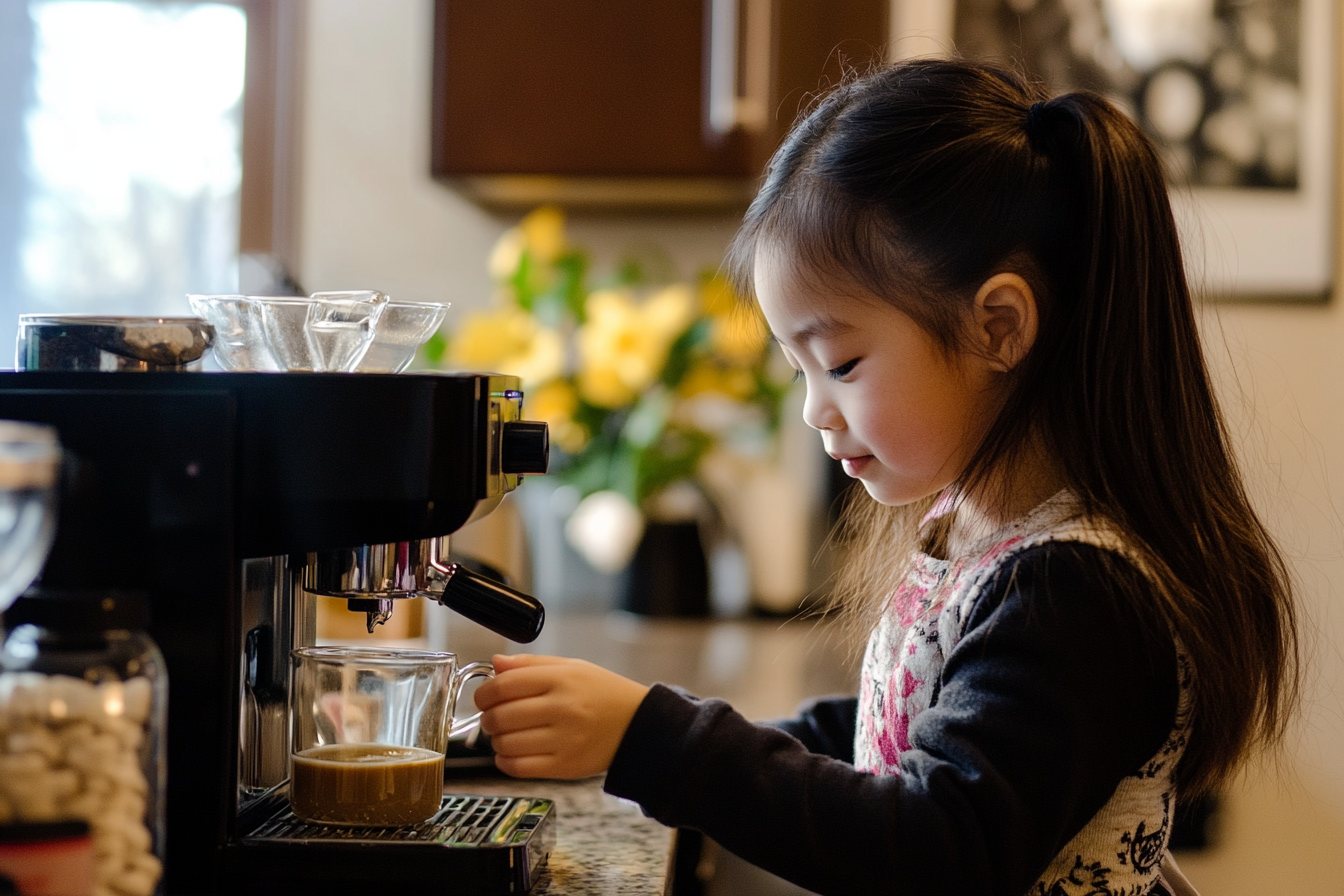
[0,590,166,896]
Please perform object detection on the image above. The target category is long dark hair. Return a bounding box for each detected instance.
[728,58,1298,797]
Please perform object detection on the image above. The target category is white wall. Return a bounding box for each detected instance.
[296,2,1344,891]
[297,0,494,305]
[297,0,743,307]
[1180,302,1344,893]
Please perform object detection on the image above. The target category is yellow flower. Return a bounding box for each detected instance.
[576,287,696,409]
[526,380,590,454]
[678,361,757,401]
[578,362,636,409]
[519,206,566,266]
[644,284,699,338]
[488,227,525,281]
[448,307,565,386]
[488,207,566,281]
[700,273,741,318]
[712,308,768,365]
[697,274,766,364]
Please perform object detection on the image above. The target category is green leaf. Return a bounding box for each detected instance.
[613,256,645,287]
[660,318,713,388]
[555,251,590,322]
[512,250,537,311]
[621,388,673,450]
[557,445,614,496]
[608,449,639,505]
[418,329,449,366]
[633,426,714,504]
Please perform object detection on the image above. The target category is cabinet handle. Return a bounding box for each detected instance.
[706,0,770,137]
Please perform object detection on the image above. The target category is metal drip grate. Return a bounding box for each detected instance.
[244,795,518,846]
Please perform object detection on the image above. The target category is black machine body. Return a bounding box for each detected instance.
[0,370,551,894]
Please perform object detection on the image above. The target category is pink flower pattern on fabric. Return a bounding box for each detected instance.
[855,494,1069,777]
[850,491,1195,896]
[856,551,948,775]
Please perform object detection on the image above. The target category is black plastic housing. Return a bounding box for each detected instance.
[0,370,537,894]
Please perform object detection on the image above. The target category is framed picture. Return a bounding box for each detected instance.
[890,0,1336,302]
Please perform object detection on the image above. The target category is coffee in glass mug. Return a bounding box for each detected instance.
[289,646,493,826]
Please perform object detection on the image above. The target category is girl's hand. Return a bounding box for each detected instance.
[474,653,650,779]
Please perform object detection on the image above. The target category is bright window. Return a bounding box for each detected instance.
[0,1,246,360]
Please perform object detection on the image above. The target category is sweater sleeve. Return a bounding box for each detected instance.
[769,696,859,763]
[603,543,1178,896]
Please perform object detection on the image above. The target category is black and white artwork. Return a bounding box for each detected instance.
[893,0,1335,301]
[956,0,1301,191]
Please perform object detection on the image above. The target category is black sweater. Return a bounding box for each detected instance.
[604,543,1179,896]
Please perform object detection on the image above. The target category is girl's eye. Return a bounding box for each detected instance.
[791,369,804,383]
[827,359,859,380]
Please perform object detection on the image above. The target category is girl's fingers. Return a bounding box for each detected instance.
[474,666,567,709]
[488,726,557,757]
[491,653,578,672]
[494,753,558,779]
[480,694,564,736]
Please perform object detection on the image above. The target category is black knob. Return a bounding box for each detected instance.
[502,420,549,475]
[434,563,545,643]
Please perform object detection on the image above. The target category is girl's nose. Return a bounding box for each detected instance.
[802,383,842,431]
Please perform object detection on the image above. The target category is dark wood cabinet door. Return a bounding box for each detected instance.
[433,1,749,178]
[431,0,887,210]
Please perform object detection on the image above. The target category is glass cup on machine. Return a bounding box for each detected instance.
[289,647,494,826]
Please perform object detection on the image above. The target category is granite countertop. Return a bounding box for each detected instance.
[446,775,672,896]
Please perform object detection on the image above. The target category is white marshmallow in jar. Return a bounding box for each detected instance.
[0,589,166,896]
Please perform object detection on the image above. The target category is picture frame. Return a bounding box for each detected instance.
[889,0,1336,303]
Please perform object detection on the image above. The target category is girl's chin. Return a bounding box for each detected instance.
[859,476,946,509]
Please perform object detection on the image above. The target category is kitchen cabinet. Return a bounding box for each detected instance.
[431,0,888,210]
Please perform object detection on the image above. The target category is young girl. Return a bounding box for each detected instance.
[472,58,1299,896]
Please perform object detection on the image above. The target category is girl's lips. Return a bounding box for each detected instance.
[840,455,873,477]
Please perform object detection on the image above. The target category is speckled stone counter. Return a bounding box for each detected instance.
[445,774,673,895]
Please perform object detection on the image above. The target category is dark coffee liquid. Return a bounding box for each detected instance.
[290,743,444,826]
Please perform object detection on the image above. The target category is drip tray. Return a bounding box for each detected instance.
[247,795,541,845]
[225,794,556,895]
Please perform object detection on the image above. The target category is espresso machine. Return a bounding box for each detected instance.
[0,365,555,895]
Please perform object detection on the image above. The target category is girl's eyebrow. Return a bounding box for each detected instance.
[771,317,855,345]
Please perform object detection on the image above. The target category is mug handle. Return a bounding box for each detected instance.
[447,661,495,739]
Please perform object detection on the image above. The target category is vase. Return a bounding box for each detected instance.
[619,520,710,617]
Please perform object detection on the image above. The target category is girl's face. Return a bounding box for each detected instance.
[754,252,1006,507]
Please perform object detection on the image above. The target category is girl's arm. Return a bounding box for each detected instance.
[476,542,1176,896]
[768,695,858,763]
[475,658,859,776]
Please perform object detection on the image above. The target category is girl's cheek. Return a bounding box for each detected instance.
[859,388,906,434]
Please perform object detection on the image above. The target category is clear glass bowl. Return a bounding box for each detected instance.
[357,301,450,373]
[188,293,447,373]
[186,295,280,371]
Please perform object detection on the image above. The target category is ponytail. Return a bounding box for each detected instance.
[1022,90,1297,798]
[730,59,1299,797]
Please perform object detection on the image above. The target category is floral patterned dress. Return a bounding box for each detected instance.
[855,492,1194,896]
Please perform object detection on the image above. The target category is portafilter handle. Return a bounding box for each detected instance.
[429,563,545,643]
[427,536,544,643]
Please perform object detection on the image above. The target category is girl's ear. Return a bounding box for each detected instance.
[972,273,1038,372]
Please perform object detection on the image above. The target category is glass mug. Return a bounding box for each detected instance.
[289,647,494,826]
